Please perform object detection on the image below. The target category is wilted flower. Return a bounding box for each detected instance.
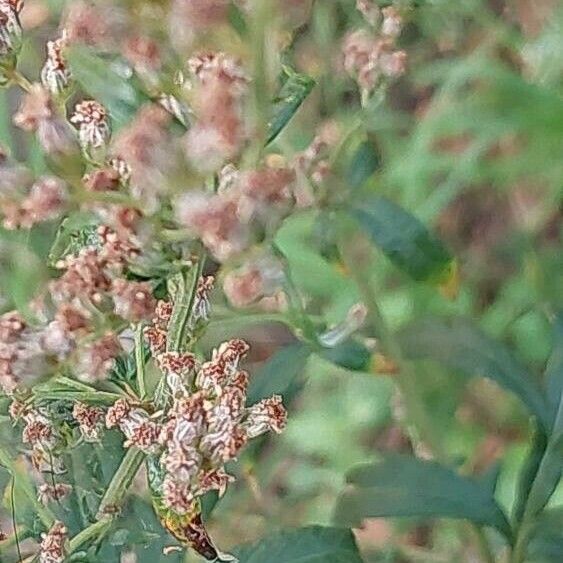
[0,0,22,64]
[38,483,72,505]
[39,521,67,563]
[73,402,104,442]
[70,99,111,158]
[40,32,71,95]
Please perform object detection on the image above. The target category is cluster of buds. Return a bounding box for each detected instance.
[38,482,72,505]
[175,161,296,261]
[343,4,407,96]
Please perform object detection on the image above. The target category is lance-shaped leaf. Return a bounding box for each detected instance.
[351,196,455,285]
[67,46,148,129]
[334,454,511,538]
[347,140,381,191]
[233,526,364,563]
[267,67,315,145]
[398,317,550,431]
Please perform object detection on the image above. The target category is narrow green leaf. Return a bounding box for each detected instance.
[233,526,364,563]
[398,317,550,430]
[67,46,147,129]
[247,343,311,405]
[352,196,454,283]
[267,68,315,145]
[528,508,563,562]
[334,454,511,538]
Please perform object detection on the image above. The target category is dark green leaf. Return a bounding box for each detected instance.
[347,141,380,191]
[67,46,147,129]
[334,454,511,538]
[352,196,453,283]
[397,317,550,430]
[267,68,315,145]
[233,526,364,563]
[528,508,563,562]
[319,340,371,372]
[247,343,311,405]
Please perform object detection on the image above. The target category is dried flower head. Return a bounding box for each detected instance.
[73,402,104,442]
[41,32,71,94]
[39,521,67,563]
[70,100,111,155]
[38,483,72,505]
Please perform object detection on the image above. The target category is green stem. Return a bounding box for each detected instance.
[96,448,145,520]
[134,324,147,399]
[68,518,112,554]
[167,254,205,353]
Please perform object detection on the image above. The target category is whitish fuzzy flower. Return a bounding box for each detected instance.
[0,0,22,62]
[356,0,380,26]
[54,304,90,334]
[76,332,122,383]
[120,409,160,453]
[243,395,287,438]
[63,1,122,48]
[37,483,72,505]
[73,402,104,442]
[223,257,284,308]
[161,444,201,483]
[22,411,57,450]
[192,275,214,324]
[169,0,229,50]
[111,279,156,322]
[381,6,403,38]
[70,100,111,155]
[40,320,74,359]
[13,84,77,156]
[39,521,67,563]
[41,33,71,95]
[174,192,250,261]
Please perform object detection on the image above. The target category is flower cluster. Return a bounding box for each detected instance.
[106,301,287,519]
[39,521,67,563]
[343,4,407,95]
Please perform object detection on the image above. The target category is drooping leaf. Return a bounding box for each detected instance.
[267,67,315,145]
[247,342,311,405]
[397,317,550,430]
[351,196,454,284]
[232,526,364,563]
[67,46,148,129]
[334,454,511,538]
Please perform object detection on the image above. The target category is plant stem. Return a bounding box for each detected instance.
[167,253,205,353]
[135,323,147,399]
[68,518,112,554]
[96,448,145,520]
[4,67,31,92]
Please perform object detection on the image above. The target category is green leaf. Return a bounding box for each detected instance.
[351,196,454,284]
[319,340,371,372]
[528,508,563,562]
[67,46,147,129]
[397,317,550,430]
[347,140,381,191]
[267,67,315,145]
[545,313,563,428]
[247,343,311,405]
[232,526,364,563]
[334,454,511,538]
[48,213,100,266]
